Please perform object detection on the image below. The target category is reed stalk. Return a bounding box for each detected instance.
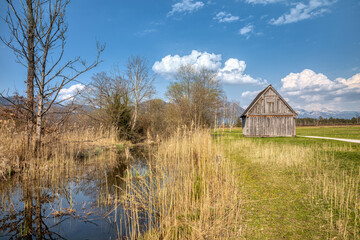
[119,128,244,239]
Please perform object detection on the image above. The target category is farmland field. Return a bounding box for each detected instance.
[215,126,360,239]
[296,126,360,140]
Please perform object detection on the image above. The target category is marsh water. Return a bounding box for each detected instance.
[0,147,150,239]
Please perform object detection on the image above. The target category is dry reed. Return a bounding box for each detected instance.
[118,128,244,239]
[0,122,121,180]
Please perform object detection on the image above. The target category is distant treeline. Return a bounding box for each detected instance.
[296,117,360,126]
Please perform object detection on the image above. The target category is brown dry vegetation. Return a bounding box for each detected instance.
[117,128,244,239]
[0,120,122,181]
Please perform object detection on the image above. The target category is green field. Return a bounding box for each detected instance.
[296,126,360,140]
[215,126,360,239]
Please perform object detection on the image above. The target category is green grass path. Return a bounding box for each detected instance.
[228,144,327,239]
[215,127,360,239]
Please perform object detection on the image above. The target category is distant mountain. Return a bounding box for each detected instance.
[230,103,245,116]
[0,96,16,107]
[222,102,244,115]
[2,96,357,120]
[295,108,360,119]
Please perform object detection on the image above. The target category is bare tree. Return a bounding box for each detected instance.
[78,72,113,124]
[221,95,227,132]
[1,0,37,145]
[166,65,194,126]
[126,56,155,131]
[214,106,218,132]
[228,100,241,132]
[166,65,223,127]
[1,0,104,149]
[82,70,133,138]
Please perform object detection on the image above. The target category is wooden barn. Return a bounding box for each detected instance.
[241,84,298,137]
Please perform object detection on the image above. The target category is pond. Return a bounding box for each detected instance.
[0,147,150,239]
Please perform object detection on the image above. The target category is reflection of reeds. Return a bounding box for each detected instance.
[0,145,122,219]
[118,128,244,239]
[0,122,136,239]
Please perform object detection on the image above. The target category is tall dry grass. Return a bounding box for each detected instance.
[231,138,360,239]
[308,150,360,239]
[0,121,121,180]
[118,128,244,239]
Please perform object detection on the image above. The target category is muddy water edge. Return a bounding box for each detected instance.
[0,146,152,239]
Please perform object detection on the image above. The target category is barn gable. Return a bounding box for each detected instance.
[241,85,298,137]
[241,85,297,117]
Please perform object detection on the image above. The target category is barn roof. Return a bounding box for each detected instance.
[241,84,298,117]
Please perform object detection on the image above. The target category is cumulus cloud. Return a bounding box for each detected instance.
[58,84,86,101]
[336,74,360,90]
[281,69,335,93]
[270,0,335,25]
[213,11,239,23]
[241,90,260,98]
[218,58,264,84]
[239,24,255,38]
[167,0,204,16]
[152,50,265,85]
[152,50,221,76]
[280,69,360,111]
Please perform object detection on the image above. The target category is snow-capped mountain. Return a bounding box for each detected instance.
[295,108,360,119]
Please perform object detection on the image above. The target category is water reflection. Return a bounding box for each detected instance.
[0,147,149,239]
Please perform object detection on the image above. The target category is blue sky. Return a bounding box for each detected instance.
[0,0,359,111]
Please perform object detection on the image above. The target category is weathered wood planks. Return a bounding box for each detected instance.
[241,85,297,137]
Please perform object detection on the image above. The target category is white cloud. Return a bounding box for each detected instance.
[152,50,265,85]
[152,50,221,76]
[280,69,360,111]
[270,0,335,25]
[245,0,283,4]
[241,90,260,98]
[336,74,360,90]
[239,24,255,38]
[218,58,265,84]
[58,84,86,101]
[213,11,239,23]
[167,0,204,16]
[281,69,335,93]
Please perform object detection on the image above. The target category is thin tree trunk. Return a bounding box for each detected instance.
[222,99,226,132]
[131,104,137,131]
[214,108,217,132]
[25,0,35,147]
[35,40,48,151]
[35,95,43,151]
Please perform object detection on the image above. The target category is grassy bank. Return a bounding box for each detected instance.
[217,127,360,239]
